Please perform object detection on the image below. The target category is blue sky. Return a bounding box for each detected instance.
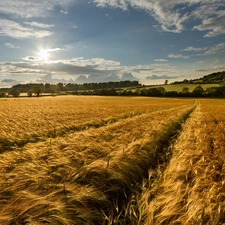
[0,0,225,87]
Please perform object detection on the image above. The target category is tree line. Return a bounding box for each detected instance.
[0,81,140,97]
[172,71,225,85]
[71,85,225,98]
[1,83,225,98]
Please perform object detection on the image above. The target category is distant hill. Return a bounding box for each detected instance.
[173,71,225,84]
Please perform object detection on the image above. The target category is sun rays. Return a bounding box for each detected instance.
[38,49,50,62]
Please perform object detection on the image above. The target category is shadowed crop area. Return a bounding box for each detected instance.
[0,96,224,224]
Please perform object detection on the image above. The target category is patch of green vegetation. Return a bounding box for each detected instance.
[146,83,221,92]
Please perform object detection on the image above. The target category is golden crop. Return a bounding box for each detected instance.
[0,96,193,147]
[0,96,224,224]
[140,99,225,225]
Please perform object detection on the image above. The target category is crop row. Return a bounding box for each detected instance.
[0,96,194,150]
[0,102,195,224]
[138,99,225,225]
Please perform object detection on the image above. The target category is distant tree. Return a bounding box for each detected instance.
[126,90,134,96]
[50,88,56,96]
[191,85,204,97]
[165,91,179,97]
[119,89,129,96]
[44,83,51,92]
[147,88,164,96]
[164,80,168,85]
[157,87,166,95]
[206,86,225,97]
[56,83,64,92]
[182,87,189,93]
[0,91,6,98]
[32,86,42,97]
[109,88,118,96]
[139,89,147,96]
[27,90,33,97]
[8,88,20,97]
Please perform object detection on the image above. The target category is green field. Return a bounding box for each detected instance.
[145,83,221,92]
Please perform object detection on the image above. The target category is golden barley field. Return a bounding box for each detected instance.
[0,96,225,224]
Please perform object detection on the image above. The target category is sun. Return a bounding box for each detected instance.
[38,49,50,61]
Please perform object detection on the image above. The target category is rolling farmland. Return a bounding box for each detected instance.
[0,96,224,224]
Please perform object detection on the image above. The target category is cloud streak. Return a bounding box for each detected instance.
[145,74,178,80]
[0,19,53,39]
[194,15,225,37]
[168,54,189,59]
[183,46,207,52]
[5,42,20,49]
[0,0,76,39]
[154,59,168,62]
[23,21,55,29]
[0,56,180,85]
[181,42,225,57]
[0,0,75,18]
[93,0,225,37]
[1,57,121,77]
[204,43,225,55]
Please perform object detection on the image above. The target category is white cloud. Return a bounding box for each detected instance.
[0,19,53,39]
[21,49,64,62]
[168,54,189,59]
[182,43,225,57]
[93,0,225,36]
[5,42,20,48]
[60,10,69,14]
[126,63,177,74]
[22,56,40,61]
[0,0,75,18]
[48,48,65,52]
[93,0,188,33]
[183,46,207,52]
[0,79,19,88]
[0,1,76,39]
[121,72,138,81]
[24,21,55,29]
[204,43,225,55]
[196,60,205,64]
[93,0,129,11]
[70,57,121,67]
[154,59,168,62]
[190,3,224,21]
[1,57,179,84]
[145,74,178,80]
[3,57,121,77]
[194,15,225,37]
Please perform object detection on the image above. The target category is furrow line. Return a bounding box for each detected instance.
[0,105,190,154]
[68,105,197,223]
[0,105,196,224]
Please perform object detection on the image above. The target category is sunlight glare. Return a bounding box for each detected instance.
[38,49,50,61]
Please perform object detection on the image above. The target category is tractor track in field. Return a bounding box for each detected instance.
[137,100,225,225]
[0,103,199,224]
[66,104,198,223]
[0,104,193,154]
[107,103,199,223]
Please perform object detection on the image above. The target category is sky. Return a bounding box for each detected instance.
[0,0,225,87]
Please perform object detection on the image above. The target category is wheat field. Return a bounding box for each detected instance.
[0,96,192,150]
[0,96,224,224]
